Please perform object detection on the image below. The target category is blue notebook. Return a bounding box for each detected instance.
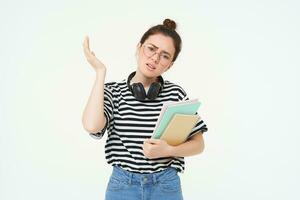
[151,99,201,139]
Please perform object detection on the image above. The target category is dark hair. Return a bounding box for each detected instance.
[139,19,182,62]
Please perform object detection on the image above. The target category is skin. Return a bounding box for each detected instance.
[82,34,205,159]
[133,33,174,88]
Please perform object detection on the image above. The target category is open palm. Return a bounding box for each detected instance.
[83,36,106,72]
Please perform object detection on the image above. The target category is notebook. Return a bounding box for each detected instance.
[152,99,201,139]
[160,114,200,146]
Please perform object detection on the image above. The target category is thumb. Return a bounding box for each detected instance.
[147,139,160,144]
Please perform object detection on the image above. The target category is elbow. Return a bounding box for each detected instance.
[195,138,205,155]
[82,122,102,134]
[197,135,205,154]
[83,126,100,134]
[194,144,205,156]
[189,132,205,155]
[82,123,96,133]
[82,117,106,134]
[199,142,205,154]
[82,111,107,133]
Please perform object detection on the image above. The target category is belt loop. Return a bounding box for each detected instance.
[128,173,132,185]
[153,173,157,185]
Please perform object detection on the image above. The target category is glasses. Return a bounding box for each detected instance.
[142,44,173,66]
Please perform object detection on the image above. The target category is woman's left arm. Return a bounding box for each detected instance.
[143,132,205,159]
[168,132,205,157]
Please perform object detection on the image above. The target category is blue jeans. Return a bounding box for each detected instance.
[105,166,184,200]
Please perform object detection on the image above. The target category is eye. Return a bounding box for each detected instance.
[147,46,156,52]
[162,54,171,60]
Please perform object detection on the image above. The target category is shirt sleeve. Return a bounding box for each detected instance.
[177,85,208,138]
[89,82,115,139]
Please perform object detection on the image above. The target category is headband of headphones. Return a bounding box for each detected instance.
[127,71,164,88]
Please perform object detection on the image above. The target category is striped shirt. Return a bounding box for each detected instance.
[90,77,208,174]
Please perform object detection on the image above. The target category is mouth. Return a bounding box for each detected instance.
[146,63,156,70]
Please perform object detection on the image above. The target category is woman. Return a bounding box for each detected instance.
[82,19,208,200]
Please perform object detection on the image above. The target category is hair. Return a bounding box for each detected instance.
[139,18,182,62]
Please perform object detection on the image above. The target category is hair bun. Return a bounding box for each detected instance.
[163,19,176,30]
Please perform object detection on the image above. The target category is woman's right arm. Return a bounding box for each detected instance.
[81,36,107,133]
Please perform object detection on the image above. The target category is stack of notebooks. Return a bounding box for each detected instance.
[151,99,201,146]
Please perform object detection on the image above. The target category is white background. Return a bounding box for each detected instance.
[1,0,299,199]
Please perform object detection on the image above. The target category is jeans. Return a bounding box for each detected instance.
[105,165,184,200]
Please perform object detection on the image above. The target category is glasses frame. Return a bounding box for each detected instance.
[142,44,173,67]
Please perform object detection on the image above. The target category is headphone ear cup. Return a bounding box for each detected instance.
[147,82,161,100]
[131,83,146,100]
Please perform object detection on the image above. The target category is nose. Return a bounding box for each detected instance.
[151,52,160,63]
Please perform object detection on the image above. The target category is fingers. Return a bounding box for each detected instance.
[145,139,160,144]
[83,36,93,59]
[83,37,89,54]
[85,36,90,51]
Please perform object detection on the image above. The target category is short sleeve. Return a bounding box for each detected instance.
[177,85,208,139]
[187,114,208,138]
[89,83,115,139]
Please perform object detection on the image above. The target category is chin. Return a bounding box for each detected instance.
[139,64,157,78]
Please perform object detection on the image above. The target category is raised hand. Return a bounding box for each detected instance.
[83,36,106,73]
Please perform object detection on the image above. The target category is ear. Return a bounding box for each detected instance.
[135,43,142,58]
[136,42,142,51]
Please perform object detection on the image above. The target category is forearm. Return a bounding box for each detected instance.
[82,71,106,133]
[168,134,205,157]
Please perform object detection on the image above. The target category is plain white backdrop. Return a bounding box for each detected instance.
[1,0,299,199]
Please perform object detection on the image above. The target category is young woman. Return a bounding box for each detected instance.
[82,19,208,200]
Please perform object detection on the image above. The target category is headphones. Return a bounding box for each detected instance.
[127,71,164,101]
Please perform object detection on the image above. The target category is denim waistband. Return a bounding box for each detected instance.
[111,165,179,185]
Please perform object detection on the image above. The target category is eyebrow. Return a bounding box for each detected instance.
[148,43,172,57]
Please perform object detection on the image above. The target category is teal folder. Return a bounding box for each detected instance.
[151,99,201,139]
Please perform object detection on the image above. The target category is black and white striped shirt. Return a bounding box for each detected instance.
[90,77,208,174]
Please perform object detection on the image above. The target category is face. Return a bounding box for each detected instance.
[136,33,175,79]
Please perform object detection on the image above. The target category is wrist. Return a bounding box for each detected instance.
[96,70,106,78]
[167,145,176,157]
[96,68,106,74]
